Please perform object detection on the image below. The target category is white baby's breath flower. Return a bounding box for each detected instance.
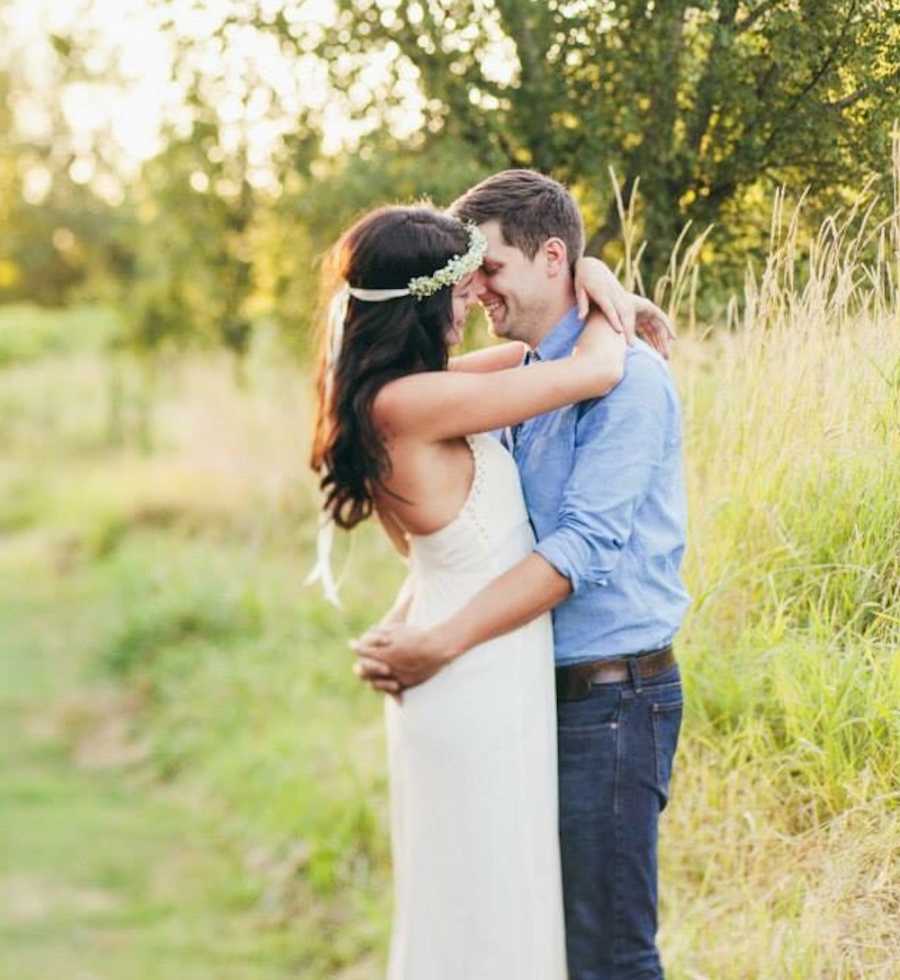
[408,224,487,299]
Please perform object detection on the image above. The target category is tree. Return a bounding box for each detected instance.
[0,67,132,307]
[274,0,900,279]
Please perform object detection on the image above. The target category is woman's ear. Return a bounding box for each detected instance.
[543,237,569,278]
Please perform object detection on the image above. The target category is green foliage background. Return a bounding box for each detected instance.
[2,1,899,354]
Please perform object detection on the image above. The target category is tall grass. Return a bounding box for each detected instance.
[2,137,899,978]
[649,131,900,977]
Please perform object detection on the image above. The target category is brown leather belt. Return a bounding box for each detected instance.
[555,645,676,702]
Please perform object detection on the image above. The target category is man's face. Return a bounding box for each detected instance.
[475,220,549,343]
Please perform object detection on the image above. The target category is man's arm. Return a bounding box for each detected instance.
[354,350,672,689]
[353,554,570,689]
[433,554,570,658]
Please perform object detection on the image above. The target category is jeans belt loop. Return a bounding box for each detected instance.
[626,655,643,693]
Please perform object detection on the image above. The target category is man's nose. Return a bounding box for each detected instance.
[473,270,491,299]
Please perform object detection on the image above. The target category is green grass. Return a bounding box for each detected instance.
[0,342,401,976]
[0,548,318,980]
[0,303,122,366]
[0,534,392,976]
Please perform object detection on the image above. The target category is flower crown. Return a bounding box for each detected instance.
[348,222,487,302]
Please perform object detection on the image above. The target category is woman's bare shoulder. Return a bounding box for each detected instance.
[371,372,440,433]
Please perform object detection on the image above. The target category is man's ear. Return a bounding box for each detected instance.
[543,237,569,278]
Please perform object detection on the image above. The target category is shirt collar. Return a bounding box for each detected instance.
[534,305,584,361]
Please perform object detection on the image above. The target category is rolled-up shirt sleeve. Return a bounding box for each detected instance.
[534,352,669,593]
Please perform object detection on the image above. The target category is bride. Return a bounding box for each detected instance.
[309,203,646,979]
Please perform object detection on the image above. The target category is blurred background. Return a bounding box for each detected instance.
[1,1,899,977]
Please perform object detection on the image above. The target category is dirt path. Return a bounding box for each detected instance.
[0,554,298,980]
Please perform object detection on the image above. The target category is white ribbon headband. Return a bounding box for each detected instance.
[348,286,410,301]
[303,288,350,607]
[345,222,487,303]
[303,514,340,606]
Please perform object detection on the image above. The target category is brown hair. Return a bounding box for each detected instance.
[309,205,469,530]
[450,169,584,269]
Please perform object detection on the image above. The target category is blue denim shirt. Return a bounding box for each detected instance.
[502,306,690,665]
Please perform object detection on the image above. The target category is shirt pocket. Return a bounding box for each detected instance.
[520,417,574,481]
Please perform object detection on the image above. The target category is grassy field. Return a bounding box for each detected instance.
[2,190,899,978]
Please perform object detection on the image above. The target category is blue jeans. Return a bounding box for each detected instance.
[557,662,683,980]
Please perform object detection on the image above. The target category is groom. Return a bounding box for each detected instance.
[355,169,690,980]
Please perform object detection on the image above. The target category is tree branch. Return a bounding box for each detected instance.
[735,0,783,36]
[825,86,869,110]
[756,0,860,165]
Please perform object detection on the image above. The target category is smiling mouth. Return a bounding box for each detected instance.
[483,299,506,322]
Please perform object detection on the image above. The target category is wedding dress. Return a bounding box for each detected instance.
[385,433,568,980]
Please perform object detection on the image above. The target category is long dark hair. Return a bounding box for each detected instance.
[310,205,470,530]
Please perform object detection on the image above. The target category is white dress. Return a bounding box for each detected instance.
[385,433,568,980]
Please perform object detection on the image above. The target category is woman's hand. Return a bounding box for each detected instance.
[574,257,676,359]
[573,314,627,394]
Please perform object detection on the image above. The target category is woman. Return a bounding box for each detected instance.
[310,204,626,979]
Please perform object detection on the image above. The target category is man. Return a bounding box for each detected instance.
[354,169,690,979]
